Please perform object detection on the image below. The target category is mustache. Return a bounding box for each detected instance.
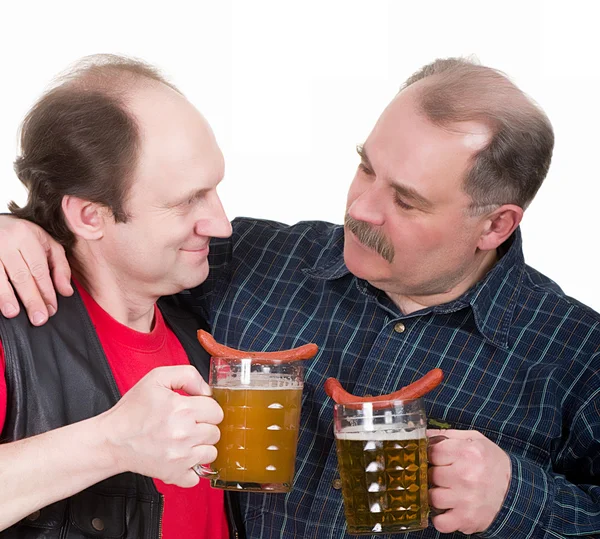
[344,214,395,263]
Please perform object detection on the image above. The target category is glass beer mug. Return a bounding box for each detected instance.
[334,398,429,535]
[199,355,304,492]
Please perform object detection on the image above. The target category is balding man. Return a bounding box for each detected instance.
[0,55,239,538]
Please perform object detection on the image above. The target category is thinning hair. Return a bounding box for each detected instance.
[10,54,181,251]
[403,57,554,213]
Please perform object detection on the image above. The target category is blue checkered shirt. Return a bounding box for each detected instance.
[184,217,600,539]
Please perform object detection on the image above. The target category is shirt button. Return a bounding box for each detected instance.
[332,478,342,490]
[394,322,406,333]
[26,510,41,522]
[91,518,105,531]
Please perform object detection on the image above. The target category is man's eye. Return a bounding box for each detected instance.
[358,163,374,175]
[394,194,413,210]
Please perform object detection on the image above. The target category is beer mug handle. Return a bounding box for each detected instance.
[192,464,219,478]
[427,434,448,516]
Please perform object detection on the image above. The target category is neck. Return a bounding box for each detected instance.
[70,253,158,333]
[386,249,498,315]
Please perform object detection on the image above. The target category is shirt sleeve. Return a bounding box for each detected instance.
[0,340,7,434]
[480,376,600,538]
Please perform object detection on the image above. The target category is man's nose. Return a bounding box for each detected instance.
[347,185,385,227]
[195,194,232,238]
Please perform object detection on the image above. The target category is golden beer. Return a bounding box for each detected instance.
[212,386,302,491]
[335,429,429,534]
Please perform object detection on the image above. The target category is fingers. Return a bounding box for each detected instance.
[193,423,221,446]
[164,445,219,488]
[193,444,218,466]
[190,396,224,425]
[428,434,448,445]
[20,241,59,318]
[0,218,66,325]
[431,510,463,535]
[428,430,479,466]
[429,486,454,511]
[154,365,213,397]
[427,429,481,440]
[429,461,455,488]
[0,248,48,325]
[174,471,202,489]
[0,264,20,318]
[428,438,467,466]
[46,240,73,297]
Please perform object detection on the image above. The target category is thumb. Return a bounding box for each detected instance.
[154,365,212,396]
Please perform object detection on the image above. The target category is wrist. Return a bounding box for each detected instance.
[92,411,128,476]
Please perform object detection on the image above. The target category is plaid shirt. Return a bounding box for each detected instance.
[185,217,600,539]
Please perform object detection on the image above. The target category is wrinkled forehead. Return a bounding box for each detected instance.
[364,87,490,203]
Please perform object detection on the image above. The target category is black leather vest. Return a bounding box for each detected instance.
[0,289,244,539]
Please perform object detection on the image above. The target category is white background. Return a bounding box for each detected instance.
[0,0,598,311]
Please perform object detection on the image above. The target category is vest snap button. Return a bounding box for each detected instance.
[332,478,342,489]
[91,517,105,531]
[26,510,41,521]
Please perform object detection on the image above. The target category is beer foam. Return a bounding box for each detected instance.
[214,384,303,390]
[336,425,426,441]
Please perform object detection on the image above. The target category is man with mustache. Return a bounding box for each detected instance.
[1,57,599,538]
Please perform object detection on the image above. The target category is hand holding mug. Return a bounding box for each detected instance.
[428,429,511,535]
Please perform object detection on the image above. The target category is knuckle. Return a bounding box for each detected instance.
[183,365,199,378]
[165,446,184,462]
[461,465,483,486]
[462,493,479,509]
[171,426,188,441]
[53,243,67,256]
[10,268,32,286]
[29,263,50,280]
[462,443,482,461]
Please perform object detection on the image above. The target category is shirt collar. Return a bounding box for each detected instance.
[304,226,525,349]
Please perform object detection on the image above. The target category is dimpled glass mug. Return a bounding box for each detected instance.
[334,398,429,535]
[197,355,304,492]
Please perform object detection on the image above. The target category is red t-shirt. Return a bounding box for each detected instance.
[0,283,228,538]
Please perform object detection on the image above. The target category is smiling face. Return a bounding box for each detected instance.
[343,82,495,300]
[97,81,232,297]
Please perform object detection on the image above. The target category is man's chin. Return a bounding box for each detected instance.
[165,261,210,294]
[181,270,209,292]
[343,248,388,284]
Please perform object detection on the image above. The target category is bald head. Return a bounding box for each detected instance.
[10,54,188,251]
[400,58,554,211]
